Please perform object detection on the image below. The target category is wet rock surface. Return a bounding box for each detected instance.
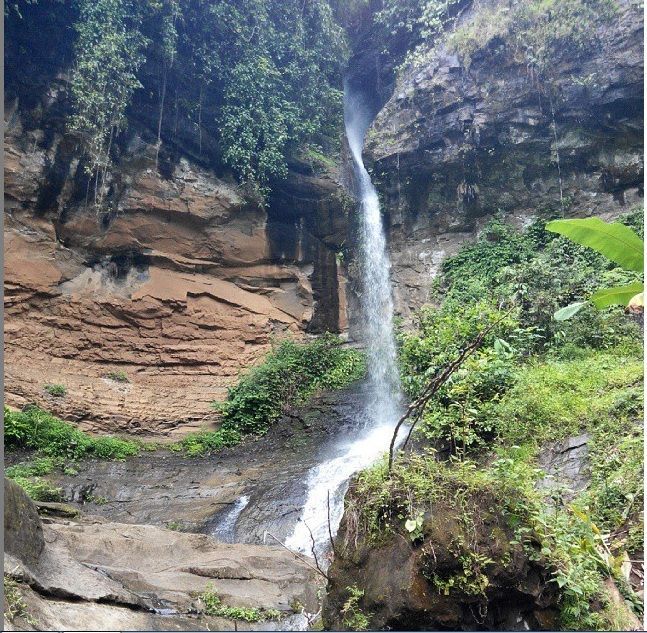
[6,381,370,544]
[4,478,322,631]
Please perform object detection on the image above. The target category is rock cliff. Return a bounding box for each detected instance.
[362,0,643,317]
[4,61,350,436]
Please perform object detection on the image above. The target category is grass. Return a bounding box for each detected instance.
[4,405,140,461]
[493,348,643,446]
[105,370,129,383]
[4,575,35,625]
[4,406,141,501]
[44,383,66,397]
[197,585,282,622]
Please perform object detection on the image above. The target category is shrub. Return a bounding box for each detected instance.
[438,213,642,351]
[176,428,242,457]
[44,384,66,397]
[197,584,281,622]
[105,370,129,383]
[9,476,63,502]
[215,333,365,437]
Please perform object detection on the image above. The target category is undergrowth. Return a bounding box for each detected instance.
[178,334,366,455]
[4,405,140,501]
[352,211,645,630]
[197,584,282,622]
[3,575,35,626]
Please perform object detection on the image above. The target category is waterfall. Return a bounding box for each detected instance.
[343,83,401,424]
[210,495,249,543]
[284,82,402,562]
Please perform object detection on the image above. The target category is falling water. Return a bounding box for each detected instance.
[210,495,249,543]
[284,82,402,562]
[343,83,401,423]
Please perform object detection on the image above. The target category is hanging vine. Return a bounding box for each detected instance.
[69,0,148,211]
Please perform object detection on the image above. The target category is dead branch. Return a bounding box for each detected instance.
[304,520,329,580]
[263,530,328,579]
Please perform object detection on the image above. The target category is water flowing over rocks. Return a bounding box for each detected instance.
[4,0,644,630]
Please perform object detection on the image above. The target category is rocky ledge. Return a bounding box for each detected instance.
[4,478,322,631]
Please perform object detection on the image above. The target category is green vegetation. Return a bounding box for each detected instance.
[7,476,63,502]
[446,0,618,72]
[69,0,148,208]
[7,0,348,200]
[171,334,364,456]
[546,218,644,318]
[4,405,140,500]
[371,0,622,83]
[5,406,140,461]
[3,576,35,626]
[351,212,644,629]
[105,370,130,383]
[341,585,372,631]
[172,427,241,458]
[44,383,66,397]
[165,520,187,531]
[5,457,63,502]
[197,584,281,622]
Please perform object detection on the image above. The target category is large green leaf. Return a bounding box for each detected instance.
[546,218,644,272]
[554,301,587,321]
[590,281,645,309]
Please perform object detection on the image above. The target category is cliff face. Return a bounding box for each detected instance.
[363,0,643,318]
[4,0,644,433]
[4,70,350,436]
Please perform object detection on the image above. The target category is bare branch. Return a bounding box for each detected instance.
[388,314,510,472]
[304,520,329,580]
[262,530,328,579]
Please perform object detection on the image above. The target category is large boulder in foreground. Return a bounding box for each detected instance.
[4,478,322,631]
[323,483,559,631]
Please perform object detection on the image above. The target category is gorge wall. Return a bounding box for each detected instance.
[4,5,350,435]
[361,0,643,318]
[4,0,644,434]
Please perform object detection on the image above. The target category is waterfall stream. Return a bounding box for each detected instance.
[283,82,402,562]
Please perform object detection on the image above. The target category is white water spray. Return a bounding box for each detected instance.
[285,83,402,561]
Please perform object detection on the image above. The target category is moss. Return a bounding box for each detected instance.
[3,576,35,626]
